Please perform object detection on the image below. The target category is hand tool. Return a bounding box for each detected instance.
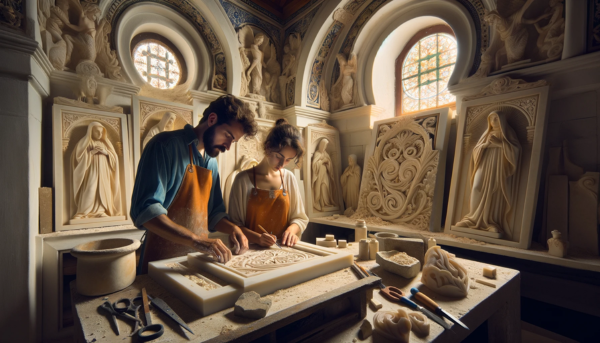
[257,224,282,249]
[360,266,385,289]
[113,296,144,336]
[352,261,369,278]
[146,294,194,335]
[351,263,367,279]
[138,288,165,342]
[380,286,451,329]
[410,288,469,330]
[98,300,142,335]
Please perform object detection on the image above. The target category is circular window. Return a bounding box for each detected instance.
[401,33,457,114]
[133,39,182,89]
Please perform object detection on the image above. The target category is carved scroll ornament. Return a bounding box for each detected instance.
[359,118,439,230]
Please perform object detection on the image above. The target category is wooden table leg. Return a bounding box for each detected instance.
[488,273,521,343]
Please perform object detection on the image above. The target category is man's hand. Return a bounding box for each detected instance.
[281,225,301,247]
[193,237,232,263]
[229,226,249,255]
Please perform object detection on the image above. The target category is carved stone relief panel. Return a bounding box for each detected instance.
[355,108,451,231]
[445,79,550,249]
[53,104,134,231]
[304,122,345,218]
[131,95,197,172]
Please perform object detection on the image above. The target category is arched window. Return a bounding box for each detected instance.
[131,33,186,89]
[396,26,457,115]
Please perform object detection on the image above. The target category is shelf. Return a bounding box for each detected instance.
[310,216,600,273]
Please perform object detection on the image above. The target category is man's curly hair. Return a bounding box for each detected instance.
[200,95,258,137]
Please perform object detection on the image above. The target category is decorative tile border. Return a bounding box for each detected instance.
[307,21,344,108]
[220,0,281,48]
[285,5,321,39]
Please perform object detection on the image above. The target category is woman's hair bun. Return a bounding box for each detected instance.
[275,118,288,126]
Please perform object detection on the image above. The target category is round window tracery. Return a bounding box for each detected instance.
[401,33,457,114]
[133,40,182,89]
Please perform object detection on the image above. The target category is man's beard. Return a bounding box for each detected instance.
[203,125,226,157]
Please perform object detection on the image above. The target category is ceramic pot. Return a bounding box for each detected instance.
[71,238,140,296]
[374,232,399,251]
[547,230,567,258]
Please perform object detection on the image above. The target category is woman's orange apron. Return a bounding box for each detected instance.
[141,145,212,273]
[245,167,290,238]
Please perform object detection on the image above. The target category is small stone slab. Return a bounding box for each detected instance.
[376,251,421,279]
[384,238,425,266]
[359,319,372,339]
[234,291,272,319]
[316,237,337,247]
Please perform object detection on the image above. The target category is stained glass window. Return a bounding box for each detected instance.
[133,41,181,89]
[401,33,457,114]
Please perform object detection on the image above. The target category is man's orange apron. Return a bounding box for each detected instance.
[141,145,212,273]
[245,167,290,238]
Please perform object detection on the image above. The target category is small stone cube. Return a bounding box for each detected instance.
[483,265,497,279]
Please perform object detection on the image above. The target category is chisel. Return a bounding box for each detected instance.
[410,287,469,330]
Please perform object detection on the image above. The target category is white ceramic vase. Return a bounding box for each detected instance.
[71,238,140,296]
[547,230,567,258]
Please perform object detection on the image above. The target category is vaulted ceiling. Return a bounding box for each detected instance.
[247,0,313,20]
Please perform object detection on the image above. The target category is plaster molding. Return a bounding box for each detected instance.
[0,28,37,54]
[50,70,140,98]
[449,51,600,99]
[33,44,54,77]
[190,90,223,104]
[281,105,330,123]
[464,77,548,101]
[330,104,385,121]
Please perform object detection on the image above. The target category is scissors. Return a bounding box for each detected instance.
[98,301,142,336]
[113,296,144,336]
[138,287,165,342]
[380,286,451,330]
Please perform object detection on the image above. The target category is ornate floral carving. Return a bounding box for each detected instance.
[1,0,24,30]
[61,112,122,151]
[237,128,268,164]
[358,117,439,229]
[464,77,547,100]
[225,247,317,275]
[54,97,123,114]
[466,94,539,131]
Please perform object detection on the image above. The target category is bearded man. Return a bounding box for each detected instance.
[131,95,257,273]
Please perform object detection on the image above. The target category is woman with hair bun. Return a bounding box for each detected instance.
[228,118,309,247]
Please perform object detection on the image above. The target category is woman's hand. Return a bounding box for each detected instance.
[229,226,249,255]
[281,225,301,247]
[258,233,277,247]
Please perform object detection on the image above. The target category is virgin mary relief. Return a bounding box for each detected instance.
[143,112,176,149]
[71,122,121,220]
[456,111,521,235]
[312,138,337,211]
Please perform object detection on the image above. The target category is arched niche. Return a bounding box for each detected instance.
[294,0,345,107]
[373,16,451,118]
[115,3,210,90]
[355,0,479,110]
[107,0,241,94]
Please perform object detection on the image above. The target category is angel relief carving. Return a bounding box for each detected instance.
[38,0,123,81]
[238,26,281,103]
[358,118,439,230]
[331,53,357,111]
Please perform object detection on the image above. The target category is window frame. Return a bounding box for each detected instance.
[130,33,188,88]
[395,25,456,116]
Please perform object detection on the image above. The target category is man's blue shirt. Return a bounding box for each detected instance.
[130,124,227,232]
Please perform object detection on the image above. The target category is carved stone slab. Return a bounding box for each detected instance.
[131,95,198,172]
[52,105,134,231]
[445,81,550,249]
[304,123,345,218]
[356,108,451,231]
[148,242,353,316]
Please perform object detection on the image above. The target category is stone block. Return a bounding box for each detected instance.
[234,291,272,319]
[383,238,425,266]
